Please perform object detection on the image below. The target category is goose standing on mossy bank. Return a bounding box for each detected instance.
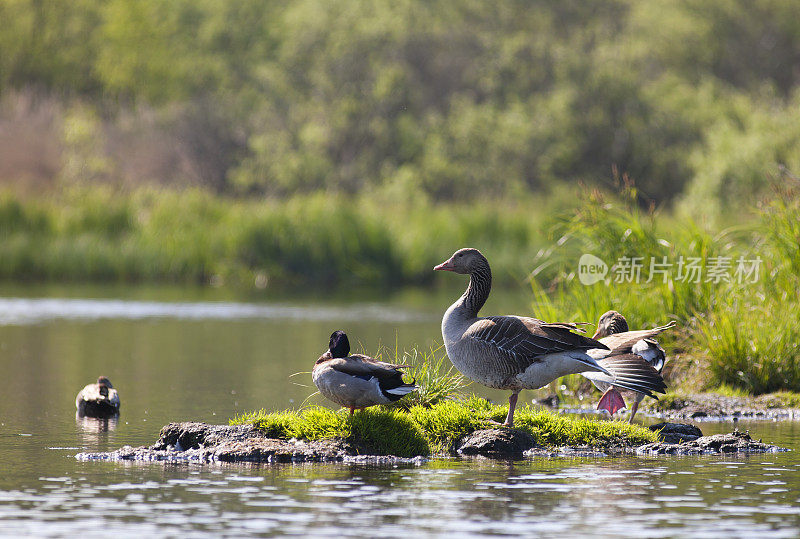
[585,310,672,422]
[312,331,418,415]
[434,248,625,426]
[75,376,120,418]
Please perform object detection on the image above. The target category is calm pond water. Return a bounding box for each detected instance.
[1,284,798,537]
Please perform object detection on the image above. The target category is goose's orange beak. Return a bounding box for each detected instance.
[591,329,602,340]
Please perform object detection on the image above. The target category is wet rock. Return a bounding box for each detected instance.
[636,429,786,455]
[77,422,357,463]
[649,422,703,444]
[456,428,538,458]
[525,446,608,458]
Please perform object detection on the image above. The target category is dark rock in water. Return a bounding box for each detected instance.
[457,428,537,458]
[535,394,560,408]
[76,422,425,464]
[649,422,703,444]
[77,422,353,463]
[637,429,785,455]
[525,446,608,458]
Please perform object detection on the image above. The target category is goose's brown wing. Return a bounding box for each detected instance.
[466,315,609,372]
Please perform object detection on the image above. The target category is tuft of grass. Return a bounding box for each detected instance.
[231,397,657,457]
[376,344,470,409]
[698,300,800,395]
[758,391,800,409]
[512,408,657,447]
[407,396,506,452]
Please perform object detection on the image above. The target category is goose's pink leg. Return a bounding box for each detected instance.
[597,388,627,416]
[627,396,643,423]
[504,391,521,426]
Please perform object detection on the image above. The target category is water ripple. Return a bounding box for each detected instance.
[0,297,431,325]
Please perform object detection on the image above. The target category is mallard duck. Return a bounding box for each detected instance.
[75,376,120,418]
[434,247,666,426]
[312,331,417,414]
[585,310,671,422]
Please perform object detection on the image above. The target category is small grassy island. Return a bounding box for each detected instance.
[230,397,658,458]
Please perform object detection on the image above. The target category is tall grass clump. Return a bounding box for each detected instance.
[532,177,800,395]
[376,344,470,410]
[695,175,800,394]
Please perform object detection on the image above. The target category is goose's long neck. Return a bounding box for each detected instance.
[461,264,492,317]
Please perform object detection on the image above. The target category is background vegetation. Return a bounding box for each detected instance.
[1,1,799,394]
[2,0,799,211]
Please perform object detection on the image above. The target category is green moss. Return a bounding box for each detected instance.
[230,397,657,457]
[512,408,656,447]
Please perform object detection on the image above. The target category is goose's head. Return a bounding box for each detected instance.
[592,310,629,339]
[328,330,350,358]
[97,376,113,388]
[433,248,488,275]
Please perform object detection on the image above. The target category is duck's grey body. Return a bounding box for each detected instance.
[76,376,120,418]
[312,331,417,413]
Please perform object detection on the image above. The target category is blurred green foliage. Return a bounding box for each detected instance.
[1,0,799,207]
[530,175,800,394]
[0,186,561,287]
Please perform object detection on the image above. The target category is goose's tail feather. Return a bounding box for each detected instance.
[582,354,667,398]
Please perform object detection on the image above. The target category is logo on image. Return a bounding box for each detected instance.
[578,254,608,285]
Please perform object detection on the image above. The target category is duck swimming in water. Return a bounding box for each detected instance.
[75,376,120,418]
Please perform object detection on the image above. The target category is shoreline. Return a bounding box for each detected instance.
[75,419,787,465]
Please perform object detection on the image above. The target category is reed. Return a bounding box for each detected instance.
[530,180,800,395]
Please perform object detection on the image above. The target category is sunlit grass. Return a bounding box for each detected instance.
[230,395,657,457]
[376,344,470,410]
[530,180,800,395]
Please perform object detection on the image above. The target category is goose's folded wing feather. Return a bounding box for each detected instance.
[466,315,609,371]
[599,321,676,353]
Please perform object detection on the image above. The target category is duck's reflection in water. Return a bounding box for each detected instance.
[76,413,118,444]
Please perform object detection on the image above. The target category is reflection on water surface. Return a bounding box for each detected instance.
[0,286,798,537]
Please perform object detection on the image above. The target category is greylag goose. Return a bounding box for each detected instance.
[584,311,671,422]
[434,248,663,427]
[75,376,120,418]
[312,331,418,414]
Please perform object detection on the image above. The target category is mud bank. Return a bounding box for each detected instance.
[646,393,800,421]
[75,421,786,464]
